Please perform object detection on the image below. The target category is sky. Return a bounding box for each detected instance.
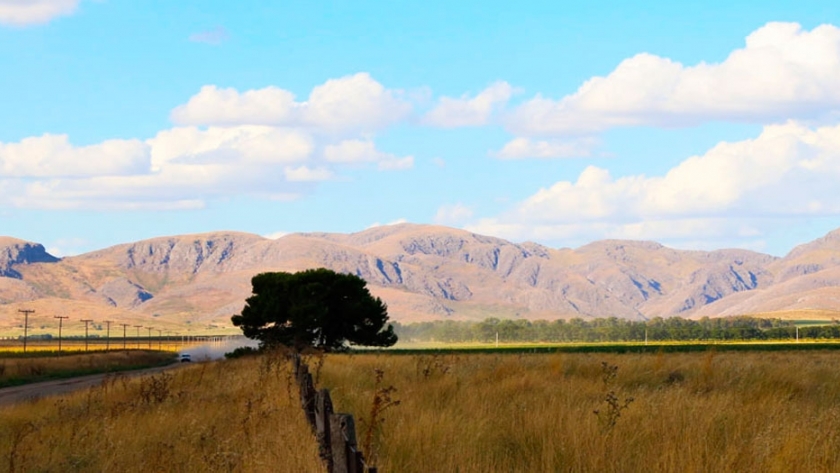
[2,0,840,257]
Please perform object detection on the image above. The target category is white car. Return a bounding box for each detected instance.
[179,353,192,363]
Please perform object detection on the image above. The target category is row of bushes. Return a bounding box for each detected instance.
[393,316,839,343]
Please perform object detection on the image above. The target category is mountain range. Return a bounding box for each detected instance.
[2,224,840,335]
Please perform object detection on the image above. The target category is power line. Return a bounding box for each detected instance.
[18,309,34,353]
[80,319,93,351]
[54,315,69,352]
[120,323,130,350]
[104,320,113,351]
[134,325,143,349]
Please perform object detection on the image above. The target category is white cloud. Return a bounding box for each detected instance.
[171,86,298,127]
[367,218,408,229]
[284,165,333,182]
[324,139,414,170]
[495,136,598,159]
[507,22,840,136]
[0,125,316,209]
[434,203,474,225]
[423,81,514,127]
[189,26,229,45]
[0,0,78,26]
[149,126,313,168]
[377,156,413,170]
[171,73,411,134]
[263,231,289,240]
[46,237,88,257]
[0,134,150,177]
[471,121,840,247]
[304,73,412,133]
[0,104,411,210]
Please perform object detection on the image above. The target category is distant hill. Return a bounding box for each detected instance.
[2,224,840,335]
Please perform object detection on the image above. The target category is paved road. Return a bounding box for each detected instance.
[0,363,187,408]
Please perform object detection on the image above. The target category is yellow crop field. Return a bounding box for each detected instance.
[0,350,176,388]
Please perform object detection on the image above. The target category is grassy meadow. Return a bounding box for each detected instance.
[4,347,840,472]
[319,350,840,472]
[0,353,323,472]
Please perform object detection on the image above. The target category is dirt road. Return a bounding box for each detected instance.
[0,363,187,408]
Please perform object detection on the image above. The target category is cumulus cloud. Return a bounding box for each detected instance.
[0,125,317,209]
[189,26,229,45]
[0,134,150,177]
[324,139,414,170]
[423,81,514,127]
[470,121,840,247]
[284,165,332,182]
[263,231,289,240]
[495,137,598,159]
[170,86,297,127]
[149,126,313,168]
[367,218,408,229]
[0,73,417,210]
[0,0,78,26]
[434,203,474,225]
[171,73,411,134]
[507,22,840,136]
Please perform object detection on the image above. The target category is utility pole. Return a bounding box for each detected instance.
[157,329,163,350]
[81,319,93,351]
[120,323,129,350]
[54,315,69,353]
[18,309,34,353]
[134,325,142,349]
[146,327,153,349]
[104,320,113,351]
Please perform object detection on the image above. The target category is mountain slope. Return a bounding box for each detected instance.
[2,224,840,331]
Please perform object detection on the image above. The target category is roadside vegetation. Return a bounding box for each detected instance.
[394,316,840,344]
[0,350,176,388]
[0,354,323,472]
[320,350,840,472]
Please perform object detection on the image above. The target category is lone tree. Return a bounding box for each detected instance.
[232,268,398,352]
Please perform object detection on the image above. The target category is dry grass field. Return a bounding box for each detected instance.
[319,350,840,472]
[4,348,840,472]
[0,355,323,472]
[0,350,176,387]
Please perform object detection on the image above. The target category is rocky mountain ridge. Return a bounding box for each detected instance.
[1,224,840,329]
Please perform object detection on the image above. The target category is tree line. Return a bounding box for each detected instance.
[392,316,840,343]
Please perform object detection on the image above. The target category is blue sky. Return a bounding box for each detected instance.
[2,0,840,257]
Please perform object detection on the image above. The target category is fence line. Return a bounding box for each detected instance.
[293,354,377,473]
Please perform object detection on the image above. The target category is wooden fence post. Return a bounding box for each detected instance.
[298,364,316,429]
[330,413,354,473]
[292,354,301,378]
[316,389,334,470]
[292,357,377,473]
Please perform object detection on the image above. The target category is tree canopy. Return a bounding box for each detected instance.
[231,268,397,352]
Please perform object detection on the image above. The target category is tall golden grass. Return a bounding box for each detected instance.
[319,351,840,472]
[0,354,323,472]
[5,349,840,472]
